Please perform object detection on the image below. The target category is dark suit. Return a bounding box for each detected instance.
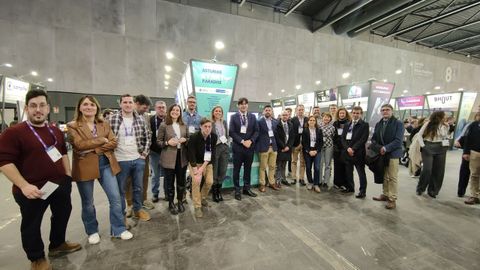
[256,117,278,152]
[275,120,294,183]
[290,116,308,181]
[229,112,259,193]
[301,127,324,185]
[256,117,278,186]
[333,119,350,188]
[341,119,369,193]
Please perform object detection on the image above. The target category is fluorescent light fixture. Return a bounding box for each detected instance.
[281,89,285,93]
[403,90,408,93]
[315,80,321,85]
[165,65,172,72]
[342,72,350,79]
[295,85,301,90]
[164,86,168,90]
[268,92,272,96]
[395,69,402,74]
[31,71,38,76]
[47,78,53,82]
[164,81,169,85]
[434,86,441,90]
[2,63,12,67]
[241,62,248,69]
[401,94,404,96]
[458,88,464,91]
[166,52,174,60]
[165,74,170,79]
[383,79,387,82]
[426,92,431,94]
[215,41,225,50]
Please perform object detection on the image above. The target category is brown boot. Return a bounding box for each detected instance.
[259,185,266,192]
[385,200,396,209]
[268,184,280,191]
[48,241,82,257]
[373,194,388,201]
[31,258,52,270]
[464,197,480,205]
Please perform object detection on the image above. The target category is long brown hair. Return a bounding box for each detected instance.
[165,104,184,125]
[423,111,445,140]
[211,105,224,121]
[336,107,351,122]
[74,95,103,123]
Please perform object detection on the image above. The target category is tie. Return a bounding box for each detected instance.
[283,123,288,134]
[242,114,246,125]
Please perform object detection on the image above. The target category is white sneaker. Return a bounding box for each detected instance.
[88,233,100,245]
[119,230,133,240]
[306,183,313,190]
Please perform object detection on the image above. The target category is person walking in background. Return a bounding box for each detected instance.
[157,104,189,215]
[67,95,133,244]
[318,113,336,189]
[302,116,324,192]
[211,106,229,202]
[415,111,450,198]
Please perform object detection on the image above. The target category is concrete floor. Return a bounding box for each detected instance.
[0,150,479,270]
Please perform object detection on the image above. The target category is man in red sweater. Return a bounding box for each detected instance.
[0,90,81,270]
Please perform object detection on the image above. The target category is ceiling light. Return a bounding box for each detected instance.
[31,71,38,76]
[315,80,321,85]
[241,62,248,69]
[215,41,225,50]
[295,85,301,90]
[2,63,12,67]
[268,92,272,96]
[166,52,174,60]
[434,86,440,90]
[164,81,169,85]
[383,79,387,82]
[164,86,168,90]
[47,78,53,82]
[401,94,404,97]
[458,88,464,91]
[403,90,408,93]
[426,92,431,94]
[281,89,285,93]
[165,74,170,79]
[395,69,402,74]
[342,72,350,79]
[165,65,172,72]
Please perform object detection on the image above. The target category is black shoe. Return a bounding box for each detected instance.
[427,192,436,199]
[152,196,159,203]
[177,202,185,213]
[281,180,291,186]
[168,202,178,215]
[218,185,224,201]
[291,179,297,185]
[458,194,465,198]
[341,189,354,194]
[234,193,241,201]
[355,193,366,199]
[212,185,220,203]
[416,191,423,196]
[299,179,306,186]
[243,189,257,197]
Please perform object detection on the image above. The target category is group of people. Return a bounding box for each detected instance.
[1,89,480,270]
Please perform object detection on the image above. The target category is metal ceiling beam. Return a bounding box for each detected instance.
[410,20,480,43]
[312,0,374,33]
[284,0,307,16]
[384,1,480,38]
[348,0,431,37]
[449,42,480,53]
[239,0,246,7]
[432,33,480,48]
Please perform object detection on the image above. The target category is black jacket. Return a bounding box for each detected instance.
[301,127,324,155]
[333,119,350,152]
[340,119,369,163]
[291,116,308,147]
[187,131,217,167]
[276,120,295,161]
[150,116,164,153]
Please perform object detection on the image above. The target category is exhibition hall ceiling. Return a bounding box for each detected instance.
[234,0,480,59]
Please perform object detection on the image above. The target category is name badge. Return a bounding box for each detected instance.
[220,135,228,144]
[240,125,247,134]
[442,139,449,147]
[337,128,343,135]
[47,146,62,163]
[346,132,352,140]
[125,136,135,146]
[204,151,212,162]
[268,130,274,137]
[189,126,196,134]
[310,141,315,148]
[298,127,303,134]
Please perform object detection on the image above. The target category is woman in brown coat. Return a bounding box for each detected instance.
[67,95,132,244]
[157,104,189,215]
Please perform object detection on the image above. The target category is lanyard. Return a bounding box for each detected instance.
[205,135,212,152]
[26,121,58,150]
[240,113,247,126]
[92,123,98,138]
[215,121,224,137]
[124,123,134,136]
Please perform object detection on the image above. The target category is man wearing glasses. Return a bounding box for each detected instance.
[371,104,404,209]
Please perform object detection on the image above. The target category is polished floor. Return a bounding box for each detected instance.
[0,150,479,270]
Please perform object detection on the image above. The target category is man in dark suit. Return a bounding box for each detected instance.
[275,110,295,187]
[291,105,308,186]
[256,105,280,192]
[341,106,369,198]
[229,98,259,200]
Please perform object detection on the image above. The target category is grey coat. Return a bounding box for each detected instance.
[157,122,189,169]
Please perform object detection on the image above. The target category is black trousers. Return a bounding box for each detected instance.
[333,151,346,188]
[457,158,470,196]
[417,142,447,195]
[164,150,187,203]
[13,181,72,262]
[232,149,254,193]
[345,160,367,193]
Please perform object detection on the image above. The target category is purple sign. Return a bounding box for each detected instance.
[397,96,425,110]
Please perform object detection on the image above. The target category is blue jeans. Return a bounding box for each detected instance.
[304,152,321,186]
[117,158,146,213]
[149,151,165,198]
[76,155,126,236]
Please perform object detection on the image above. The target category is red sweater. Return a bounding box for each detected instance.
[0,122,68,194]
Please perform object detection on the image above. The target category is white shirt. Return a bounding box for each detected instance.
[115,117,140,162]
[172,122,181,149]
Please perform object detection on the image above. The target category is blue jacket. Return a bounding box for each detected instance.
[182,111,202,133]
[371,116,404,159]
[256,117,278,152]
[229,112,259,153]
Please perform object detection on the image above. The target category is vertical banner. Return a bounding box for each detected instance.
[366,81,395,131]
[190,59,238,121]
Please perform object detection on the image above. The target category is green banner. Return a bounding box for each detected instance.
[190,60,238,120]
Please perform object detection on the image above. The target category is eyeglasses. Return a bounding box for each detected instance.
[381,109,391,112]
[28,103,48,110]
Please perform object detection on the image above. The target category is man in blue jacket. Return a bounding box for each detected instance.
[256,105,280,192]
[371,104,404,209]
[229,98,259,200]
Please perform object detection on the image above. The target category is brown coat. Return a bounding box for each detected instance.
[157,122,189,169]
[67,120,121,181]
